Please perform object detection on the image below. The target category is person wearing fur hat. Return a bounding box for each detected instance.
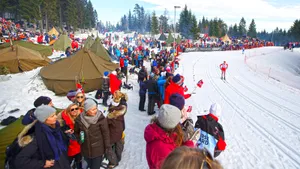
[164,74,191,104]
[194,103,226,158]
[144,104,194,169]
[109,71,122,95]
[102,71,110,106]
[106,93,127,168]
[15,105,71,169]
[74,99,110,169]
[22,96,54,125]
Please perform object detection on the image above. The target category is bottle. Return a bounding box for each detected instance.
[80,131,85,143]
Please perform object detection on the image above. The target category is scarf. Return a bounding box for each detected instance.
[80,110,102,128]
[35,121,66,161]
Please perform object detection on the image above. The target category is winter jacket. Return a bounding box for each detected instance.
[164,82,191,104]
[102,76,110,92]
[14,121,71,169]
[116,49,121,57]
[157,77,166,100]
[107,105,126,145]
[109,73,121,95]
[195,114,226,157]
[138,69,147,82]
[144,123,193,169]
[138,54,143,61]
[152,60,158,67]
[139,81,147,95]
[71,41,78,49]
[120,57,124,68]
[22,108,36,125]
[74,112,110,158]
[146,79,158,95]
[60,111,81,157]
[124,59,129,67]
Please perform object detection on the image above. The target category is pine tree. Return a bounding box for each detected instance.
[248,19,257,38]
[290,19,300,40]
[233,24,238,37]
[145,14,151,33]
[238,17,247,37]
[66,0,78,30]
[133,4,141,31]
[43,0,58,31]
[151,11,159,35]
[228,25,233,36]
[190,14,200,40]
[128,10,133,31]
[179,5,191,38]
[140,6,145,32]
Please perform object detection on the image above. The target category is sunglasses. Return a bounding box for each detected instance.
[71,108,79,112]
[76,96,84,99]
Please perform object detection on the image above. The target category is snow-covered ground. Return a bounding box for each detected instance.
[1,47,300,169]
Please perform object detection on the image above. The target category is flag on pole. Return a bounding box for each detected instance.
[197,79,204,88]
[184,85,188,92]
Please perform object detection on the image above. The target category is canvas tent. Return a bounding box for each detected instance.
[53,34,72,51]
[222,34,231,43]
[158,33,167,41]
[0,45,50,73]
[176,35,182,44]
[40,48,118,95]
[84,36,95,49]
[48,27,59,37]
[90,37,113,62]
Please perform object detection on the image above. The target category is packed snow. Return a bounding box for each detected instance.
[1,47,300,169]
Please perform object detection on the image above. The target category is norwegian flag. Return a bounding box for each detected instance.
[184,86,188,92]
[187,106,192,112]
[76,83,84,94]
[197,79,204,88]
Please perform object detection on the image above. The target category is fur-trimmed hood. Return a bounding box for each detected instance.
[18,120,37,147]
[107,105,126,119]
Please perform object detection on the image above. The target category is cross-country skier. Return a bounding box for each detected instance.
[219,61,228,80]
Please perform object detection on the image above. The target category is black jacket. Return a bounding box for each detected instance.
[145,79,158,95]
[14,121,71,169]
[102,77,110,92]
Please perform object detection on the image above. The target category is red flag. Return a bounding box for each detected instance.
[184,86,188,92]
[187,106,192,112]
[197,79,204,88]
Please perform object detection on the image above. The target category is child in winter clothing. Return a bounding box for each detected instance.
[102,71,110,106]
[139,78,147,111]
[144,104,194,169]
[195,103,226,158]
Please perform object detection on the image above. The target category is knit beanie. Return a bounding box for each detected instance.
[33,96,52,107]
[172,74,183,86]
[157,104,181,129]
[169,93,185,110]
[84,99,97,112]
[209,103,222,117]
[104,71,109,77]
[34,105,56,123]
[67,90,77,101]
[76,89,83,96]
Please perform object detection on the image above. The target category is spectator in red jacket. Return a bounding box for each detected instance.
[71,40,79,50]
[109,71,122,95]
[164,74,191,104]
[144,104,194,169]
[120,56,125,73]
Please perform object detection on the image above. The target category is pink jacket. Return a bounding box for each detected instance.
[144,123,194,169]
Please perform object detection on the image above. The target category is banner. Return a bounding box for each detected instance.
[185,47,222,52]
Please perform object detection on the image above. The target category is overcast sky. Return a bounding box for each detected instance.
[92,0,300,32]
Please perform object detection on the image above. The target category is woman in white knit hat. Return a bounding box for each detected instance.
[144,104,195,169]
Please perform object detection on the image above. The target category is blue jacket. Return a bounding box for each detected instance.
[157,76,166,100]
[138,54,143,61]
[124,59,129,67]
[116,49,121,57]
[152,60,158,67]
[139,81,147,95]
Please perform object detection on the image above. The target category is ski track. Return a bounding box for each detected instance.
[236,74,300,108]
[206,64,300,168]
[233,77,300,118]
[213,65,300,133]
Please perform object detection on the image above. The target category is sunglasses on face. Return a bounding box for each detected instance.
[77,96,84,99]
[71,108,79,112]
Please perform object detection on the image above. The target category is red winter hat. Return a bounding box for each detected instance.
[217,136,226,151]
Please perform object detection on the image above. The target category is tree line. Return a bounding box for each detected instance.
[0,0,98,32]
